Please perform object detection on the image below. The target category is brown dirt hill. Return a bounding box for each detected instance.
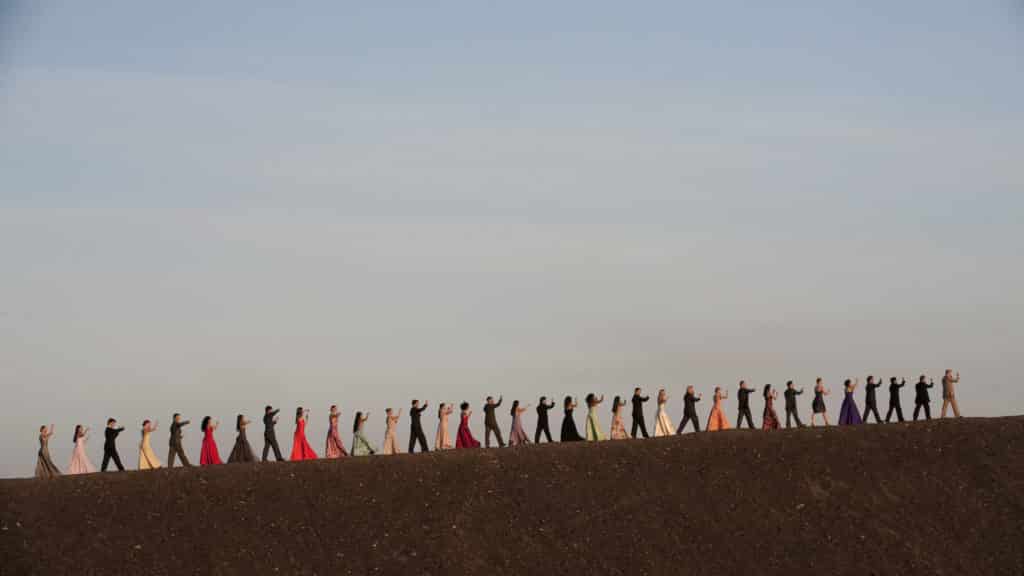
[2,417,1023,575]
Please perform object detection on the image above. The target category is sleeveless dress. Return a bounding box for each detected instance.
[654,401,674,437]
[351,425,376,456]
[508,410,530,446]
[200,426,223,465]
[35,434,61,478]
[139,426,162,469]
[290,418,318,461]
[560,408,584,442]
[610,409,629,440]
[706,395,731,431]
[812,389,827,413]
[455,412,481,448]
[838,390,864,425]
[585,406,605,441]
[381,416,400,455]
[227,427,255,463]
[67,434,96,475]
[436,408,453,450]
[762,395,780,430]
[325,415,348,458]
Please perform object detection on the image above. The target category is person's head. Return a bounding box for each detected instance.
[73,424,82,444]
[173,413,181,422]
[201,416,212,432]
[563,395,573,408]
[714,386,721,394]
[295,407,304,423]
[385,407,393,416]
[236,414,244,431]
[107,418,116,427]
[739,380,747,389]
[843,379,852,388]
[686,385,695,395]
[890,376,897,384]
[763,384,772,398]
[412,399,419,408]
[265,405,272,414]
[330,404,338,414]
[585,393,595,405]
[352,412,364,433]
[511,399,520,410]
[919,374,927,383]
[658,388,666,396]
[438,402,446,415]
[634,387,641,395]
[613,395,622,412]
[142,419,151,429]
[867,375,875,384]
[945,368,953,376]
[539,395,547,404]
[460,401,470,411]
[786,380,794,389]
[486,396,494,405]
[816,377,822,385]
[39,425,46,434]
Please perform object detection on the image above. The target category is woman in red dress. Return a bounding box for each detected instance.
[199,416,222,465]
[762,384,781,430]
[290,407,318,461]
[455,402,481,449]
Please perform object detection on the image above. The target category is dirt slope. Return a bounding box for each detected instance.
[2,417,1023,575]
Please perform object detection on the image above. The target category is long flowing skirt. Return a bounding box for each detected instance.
[456,421,481,449]
[509,415,530,446]
[585,409,605,441]
[838,395,864,425]
[35,445,61,478]
[762,402,780,430]
[200,434,223,466]
[67,442,95,475]
[227,430,255,463]
[325,427,348,458]
[381,430,399,455]
[139,433,162,469]
[654,406,674,437]
[560,412,584,442]
[706,406,731,431]
[610,415,629,440]
[351,430,377,456]
[290,430,318,461]
[436,418,452,450]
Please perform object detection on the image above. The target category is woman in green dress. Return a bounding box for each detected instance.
[350,412,377,456]
[585,393,606,441]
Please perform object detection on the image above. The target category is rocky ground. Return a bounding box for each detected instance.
[2,417,1023,575]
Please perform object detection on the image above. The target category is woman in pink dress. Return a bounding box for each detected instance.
[609,396,629,440]
[199,416,223,465]
[455,402,481,449]
[67,425,96,475]
[435,403,454,450]
[508,400,531,446]
[291,407,318,461]
[706,387,732,431]
[324,405,348,459]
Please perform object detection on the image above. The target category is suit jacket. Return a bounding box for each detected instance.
[915,381,933,404]
[631,394,649,418]
[888,381,905,403]
[104,426,124,450]
[536,402,555,425]
[483,400,502,427]
[737,388,754,410]
[783,388,802,409]
[168,420,189,447]
[683,392,700,416]
[865,382,881,405]
[263,410,280,438]
[409,405,427,431]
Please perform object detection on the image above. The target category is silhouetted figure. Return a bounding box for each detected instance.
[262,406,284,462]
[735,381,756,429]
[885,377,906,422]
[631,388,650,438]
[862,375,883,423]
[167,413,192,467]
[560,396,585,442]
[676,386,702,433]
[535,396,556,443]
[783,381,805,428]
[483,396,505,448]
[408,399,430,453]
[101,418,126,472]
[914,375,934,421]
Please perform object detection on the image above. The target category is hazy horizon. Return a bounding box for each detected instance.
[1,1,1022,478]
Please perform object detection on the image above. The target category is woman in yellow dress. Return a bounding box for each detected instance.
[654,388,674,437]
[138,419,162,469]
[706,387,731,431]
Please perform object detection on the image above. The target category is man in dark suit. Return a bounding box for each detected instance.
[535,396,556,443]
[262,405,284,461]
[101,418,126,471]
[913,375,934,421]
[886,377,906,422]
[408,399,430,453]
[483,396,505,448]
[735,381,755,429]
[167,413,192,467]
[862,375,883,423]
[677,386,701,433]
[630,387,650,438]
[783,381,805,428]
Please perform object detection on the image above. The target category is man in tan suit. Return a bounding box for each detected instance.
[941,369,961,418]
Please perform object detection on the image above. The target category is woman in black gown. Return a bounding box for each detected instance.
[227,414,255,463]
[560,396,585,442]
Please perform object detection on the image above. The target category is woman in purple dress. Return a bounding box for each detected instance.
[837,378,864,426]
[508,400,531,446]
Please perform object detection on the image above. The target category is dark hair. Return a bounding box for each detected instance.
[890,376,898,383]
[173,412,181,420]
[486,396,493,402]
[585,393,595,405]
[352,412,363,433]
[460,401,470,411]
[612,395,622,414]
[564,396,573,409]
[634,387,641,392]
[438,403,446,417]
[265,405,272,413]
[786,380,794,387]
[539,395,547,403]
[141,419,151,437]
[107,418,116,425]
[201,416,212,432]
[236,414,245,431]
[844,379,852,387]
[510,399,519,416]
[763,384,772,398]
[411,399,419,405]
[73,424,82,444]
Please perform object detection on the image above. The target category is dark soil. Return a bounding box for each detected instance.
[2,417,1023,575]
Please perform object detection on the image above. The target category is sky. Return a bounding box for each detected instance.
[0,1,1022,478]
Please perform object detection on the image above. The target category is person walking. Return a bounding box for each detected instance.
[630,387,650,438]
[783,381,805,428]
[941,369,962,418]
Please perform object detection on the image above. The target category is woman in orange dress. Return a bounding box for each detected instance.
[706,387,731,431]
[290,407,318,461]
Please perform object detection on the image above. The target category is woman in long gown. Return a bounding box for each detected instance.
[227,414,255,463]
[324,405,348,459]
[811,378,831,426]
[435,403,454,450]
[585,393,606,441]
[560,396,585,442]
[706,387,732,431]
[67,425,96,475]
[837,378,864,426]
[199,416,223,465]
[455,402,481,448]
[609,396,629,440]
[654,389,674,437]
[762,385,781,430]
[351,412,377,456]
[290,407,318,461]
[35,425,61,478]
[139,419,162,469]
[508,400,531,446]
[381,408,401,455]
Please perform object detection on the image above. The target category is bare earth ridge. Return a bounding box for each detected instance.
[2,417,1023,575]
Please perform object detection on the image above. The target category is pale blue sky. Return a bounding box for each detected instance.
[1,1,1022,477]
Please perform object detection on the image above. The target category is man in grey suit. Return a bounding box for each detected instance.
[167,413,192,467]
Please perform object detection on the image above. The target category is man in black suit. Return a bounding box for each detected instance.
[783,381,805,428]
[914,375,934,421]
[167,413,192,467]
[483,396,505,448]
[862,375,883,423]
[677,386,701,433]
[735,381,755,429]
[262,405,284,461]
[408,399,430,453]
[886,377,906,422]
[630,387,650,438]
[535,396,556,443]
[101,418,126,471]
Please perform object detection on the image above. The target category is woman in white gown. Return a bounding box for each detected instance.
[654,388,674,437]
[67,425,96,475]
